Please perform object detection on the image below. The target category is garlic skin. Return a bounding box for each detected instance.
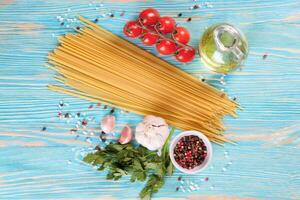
[119,125,132,144]
[101,115,116,134]
[135,115,169,151]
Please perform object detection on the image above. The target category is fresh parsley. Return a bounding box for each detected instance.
[83,127,175,199]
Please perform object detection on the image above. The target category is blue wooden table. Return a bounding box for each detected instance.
[1,0,300,199]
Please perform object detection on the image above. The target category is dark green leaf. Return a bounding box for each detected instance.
[83,153,98,164]
[133,159,143,170]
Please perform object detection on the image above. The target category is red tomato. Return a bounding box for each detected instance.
[173,26,190,44]
[157,16,176,34]
[139,8,160,26]
[156,39,177,55]
[175,47,196,63]
[123,21,142,38]
[141,27,160,46]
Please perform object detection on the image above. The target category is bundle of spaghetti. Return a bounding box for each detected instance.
[48,16,238,143]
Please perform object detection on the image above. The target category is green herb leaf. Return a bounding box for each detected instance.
[83,153,98,164]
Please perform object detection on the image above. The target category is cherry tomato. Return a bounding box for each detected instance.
[157,16,176,34]
[173,26,190,44]
[123,21,142,38]
[141,27,160,46]
[139,8,160,26]
[175,47,196,63]
[156,39,177,55]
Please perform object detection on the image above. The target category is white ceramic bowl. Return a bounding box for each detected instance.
[169,131,213,174]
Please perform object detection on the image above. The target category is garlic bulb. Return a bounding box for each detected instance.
[135,115,169,151]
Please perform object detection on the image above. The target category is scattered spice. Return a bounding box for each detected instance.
[204,177,209,181]
[178,176,182,181]
[262,53,268,60]
[110,108,115,114]
[58,111,62,117]
[76,26,80,30]
[100,132,106,142]
[174,135,207,169]
[110,13,114,18]
[201,78,206,82]
[94,18,99,23]
[88,104,94,109]
[82,119,88,126]
[178,13,182,17]
[220,93,225,98]
[176,187,179,191]
[193,4,200,9]
[41,126,47,131]
[64,113,70,118]
[94,145,101,151]
[70,128,77,133]
[233,97,237,101]
[120,11,125,16]
[60,22,65,26]
[187,17,192,22]
[104,105,108,109]
[96,102,101,107]
[77,112,81,117]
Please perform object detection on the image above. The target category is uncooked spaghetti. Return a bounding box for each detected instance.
[48,16,238,143]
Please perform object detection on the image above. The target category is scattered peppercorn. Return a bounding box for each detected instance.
[95,145,102,151]
[178,176,182,181]
[110,13,114,18]
[104,105,108,109]
[176,187,179,191]
[187,17,192,22]
[70,128,77,133]
[60,22,65,26]
[178,13,182,17]
[64,113,70,118]
[262,54,268,60]
[77,112,81,117]
[233,97,237,101]
[88,104,93,109]
[174,135,207,169]
[193,4,200,9]
[82,119,88,126]
[110,108,115,114]
[41,126,47,131]
[76,26,80,30]
[201,78,206,82]
[94,18,99,23]
[100,133,106,142]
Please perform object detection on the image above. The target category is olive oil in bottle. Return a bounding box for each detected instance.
[200,23,248,74]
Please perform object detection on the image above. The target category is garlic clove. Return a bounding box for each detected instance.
[101,115,116,134]
[119,125,132,144]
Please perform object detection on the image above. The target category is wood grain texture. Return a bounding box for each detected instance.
[0,0,300,199]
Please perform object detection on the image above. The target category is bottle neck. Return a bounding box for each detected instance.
[213,24,244,62]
